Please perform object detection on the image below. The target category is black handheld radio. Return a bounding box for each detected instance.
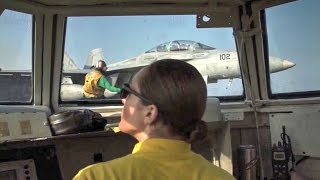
[272,126,294,179]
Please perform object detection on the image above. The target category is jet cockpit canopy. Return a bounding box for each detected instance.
[145,40,216,53]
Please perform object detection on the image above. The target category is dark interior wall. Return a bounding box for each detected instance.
[55,133,137,180]
[230,112,273,179]
[0,133,136,180]
[0,145,62,180]
[1,111,273,180]
[0,129,228,180]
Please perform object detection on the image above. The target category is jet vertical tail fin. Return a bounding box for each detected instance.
[84,48,106,69]
[63,53,80,70]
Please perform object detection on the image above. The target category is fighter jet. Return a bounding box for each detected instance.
[107,40,296,83]
[60,40,295,101]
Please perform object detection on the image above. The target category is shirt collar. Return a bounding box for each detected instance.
[132,138,191,154]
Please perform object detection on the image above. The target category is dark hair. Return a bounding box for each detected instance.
[138,59,208,142]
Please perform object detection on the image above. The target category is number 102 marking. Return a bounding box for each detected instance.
[219,53,230,60]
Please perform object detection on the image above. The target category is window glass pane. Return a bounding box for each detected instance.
[0,10,33,103]
[266,0,320,94]
[62,15,243,102]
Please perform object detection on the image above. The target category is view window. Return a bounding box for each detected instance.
[62,15,243,102]
[266,0,320,97]
[0,10,33,103]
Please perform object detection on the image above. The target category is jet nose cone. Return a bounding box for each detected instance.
[282,60,296,69]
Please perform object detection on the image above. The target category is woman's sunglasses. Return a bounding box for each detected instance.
[120,83,153,105]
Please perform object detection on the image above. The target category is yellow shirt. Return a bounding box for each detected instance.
[73,138,235,180]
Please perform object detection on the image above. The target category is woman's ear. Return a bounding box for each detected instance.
[144,104,158,125]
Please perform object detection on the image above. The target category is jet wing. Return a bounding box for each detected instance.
[107,65,143,76]
[107,58,148,71]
